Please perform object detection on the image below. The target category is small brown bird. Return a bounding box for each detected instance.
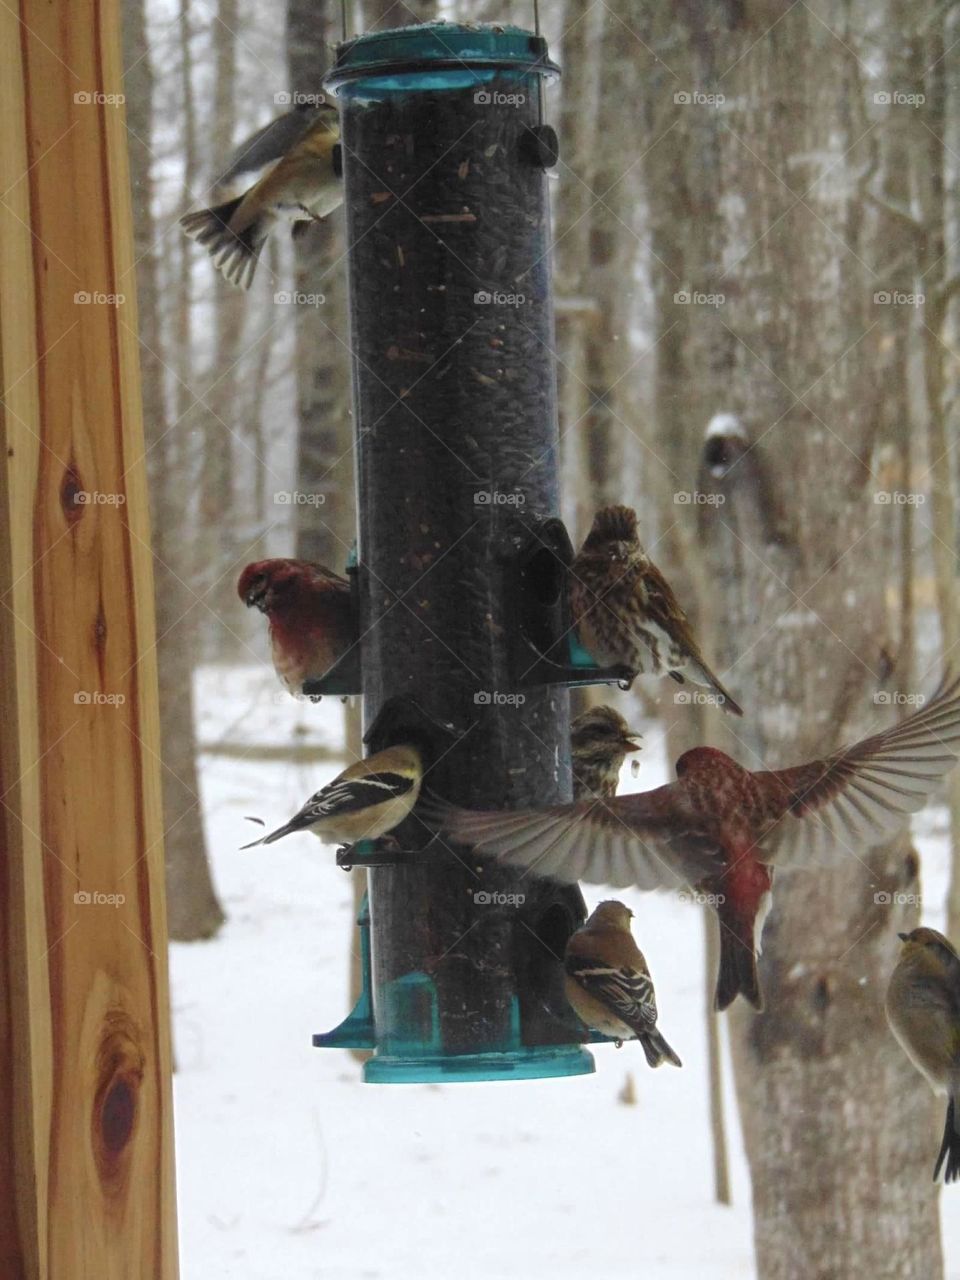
[431,673,960,1011]
[238,558,353,693]
[886,927,960,1183]
[180,105,342,290]
[565,901,681,1067]
[571,706,643,801]
[570,505,743,716]
[242,744,422,850]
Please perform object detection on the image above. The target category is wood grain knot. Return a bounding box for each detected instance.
[61,464,85,525]
[92,1011,145,1191]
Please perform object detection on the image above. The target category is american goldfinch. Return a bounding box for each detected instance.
[238,558,353,693]
[570,504,743,715]
[180,105,342,290]
[565,901,681,1067]
[432,674,960,1011]
[886,926,960,1183]
[571,705,642,801]
[242,744,422,849]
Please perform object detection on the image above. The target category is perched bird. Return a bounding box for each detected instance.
[886,927,960,1183]
[180,104,342,290]
[571,705,643,801]
[238,558,353,694]
[242,744,422,849]
[565,900,682,1068]
[430,674,960,1011]
[569,505,743,716]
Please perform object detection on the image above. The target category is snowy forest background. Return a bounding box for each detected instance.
[123,0,960,1276]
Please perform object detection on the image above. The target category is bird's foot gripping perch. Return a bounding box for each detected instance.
[335,833,443,871]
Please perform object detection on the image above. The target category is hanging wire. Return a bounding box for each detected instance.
[533,0,544,126]
[341,0,347,43]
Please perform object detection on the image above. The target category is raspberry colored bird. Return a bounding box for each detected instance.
[238,558,354,693]
[432,675,960,1011]
[570,505,743,716]
[571,705,643,801]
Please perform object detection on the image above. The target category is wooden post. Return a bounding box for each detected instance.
[0,3,179,1277]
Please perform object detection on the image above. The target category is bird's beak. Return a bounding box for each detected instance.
[622,732,643,753]
[244,586,267,611]
[897,932,909,943]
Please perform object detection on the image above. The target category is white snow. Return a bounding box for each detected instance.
[704,412,747,443]
[172,667,960,1279]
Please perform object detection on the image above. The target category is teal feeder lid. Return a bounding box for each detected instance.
[327,23,560,97]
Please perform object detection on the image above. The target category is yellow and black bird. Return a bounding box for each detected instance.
[242,745,422,850]
[886,926,960,1183]
[565,900,682,1068]
[180,103,342,290]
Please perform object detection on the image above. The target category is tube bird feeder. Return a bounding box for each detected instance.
[315,22,607,1083]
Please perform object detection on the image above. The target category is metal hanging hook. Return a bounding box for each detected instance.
[533,0,544,126]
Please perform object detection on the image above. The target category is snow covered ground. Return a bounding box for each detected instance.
[172,667,960,1279]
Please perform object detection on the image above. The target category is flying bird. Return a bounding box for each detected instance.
[180,105,342,290]
[886,927,960,1184]
[565,900,682,1067]
[571,705,643,801]
[431,675,960,1011]
[570,505,743,715]
[238,558,354,694]
[242,745,422,850]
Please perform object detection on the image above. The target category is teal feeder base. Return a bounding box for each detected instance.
[363,1044,595,1084]
[314,920,600,1081]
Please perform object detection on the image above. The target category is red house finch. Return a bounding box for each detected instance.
[571,705,643,801]
[242,744,422,850]
[431,675,960,1010]
[180,106,341,290]
[565,900,682,1067]
[570,505,743,716]
[886,927,960,1183]
[238,558,353,694]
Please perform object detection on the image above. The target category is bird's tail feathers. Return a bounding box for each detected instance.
[180,195,269,290]
[934,1096,960,1183]
[685,659,744,717]
[639,1027,682,1069]
[240,816,306,850]
[715,928,762,1011]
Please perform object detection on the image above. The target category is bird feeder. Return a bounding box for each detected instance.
[315,21,615,1083]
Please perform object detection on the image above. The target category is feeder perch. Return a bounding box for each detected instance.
[502,515,635,690]
[312,892,376,1050]
[315,21,595,1083]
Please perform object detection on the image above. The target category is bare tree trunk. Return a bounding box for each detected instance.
[361,0,436,30]
[126,0,225,941]
[199,0,246,651]
[914,19,960,943]
[554,0,605,534]
[635,1,942,1273]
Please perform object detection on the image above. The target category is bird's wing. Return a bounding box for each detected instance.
[640,560,691,638]
[565,954,658,1030]
[427,787,722,890]
[761,672,960,866]
[303,771,417,821]
[214,107,331,195]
